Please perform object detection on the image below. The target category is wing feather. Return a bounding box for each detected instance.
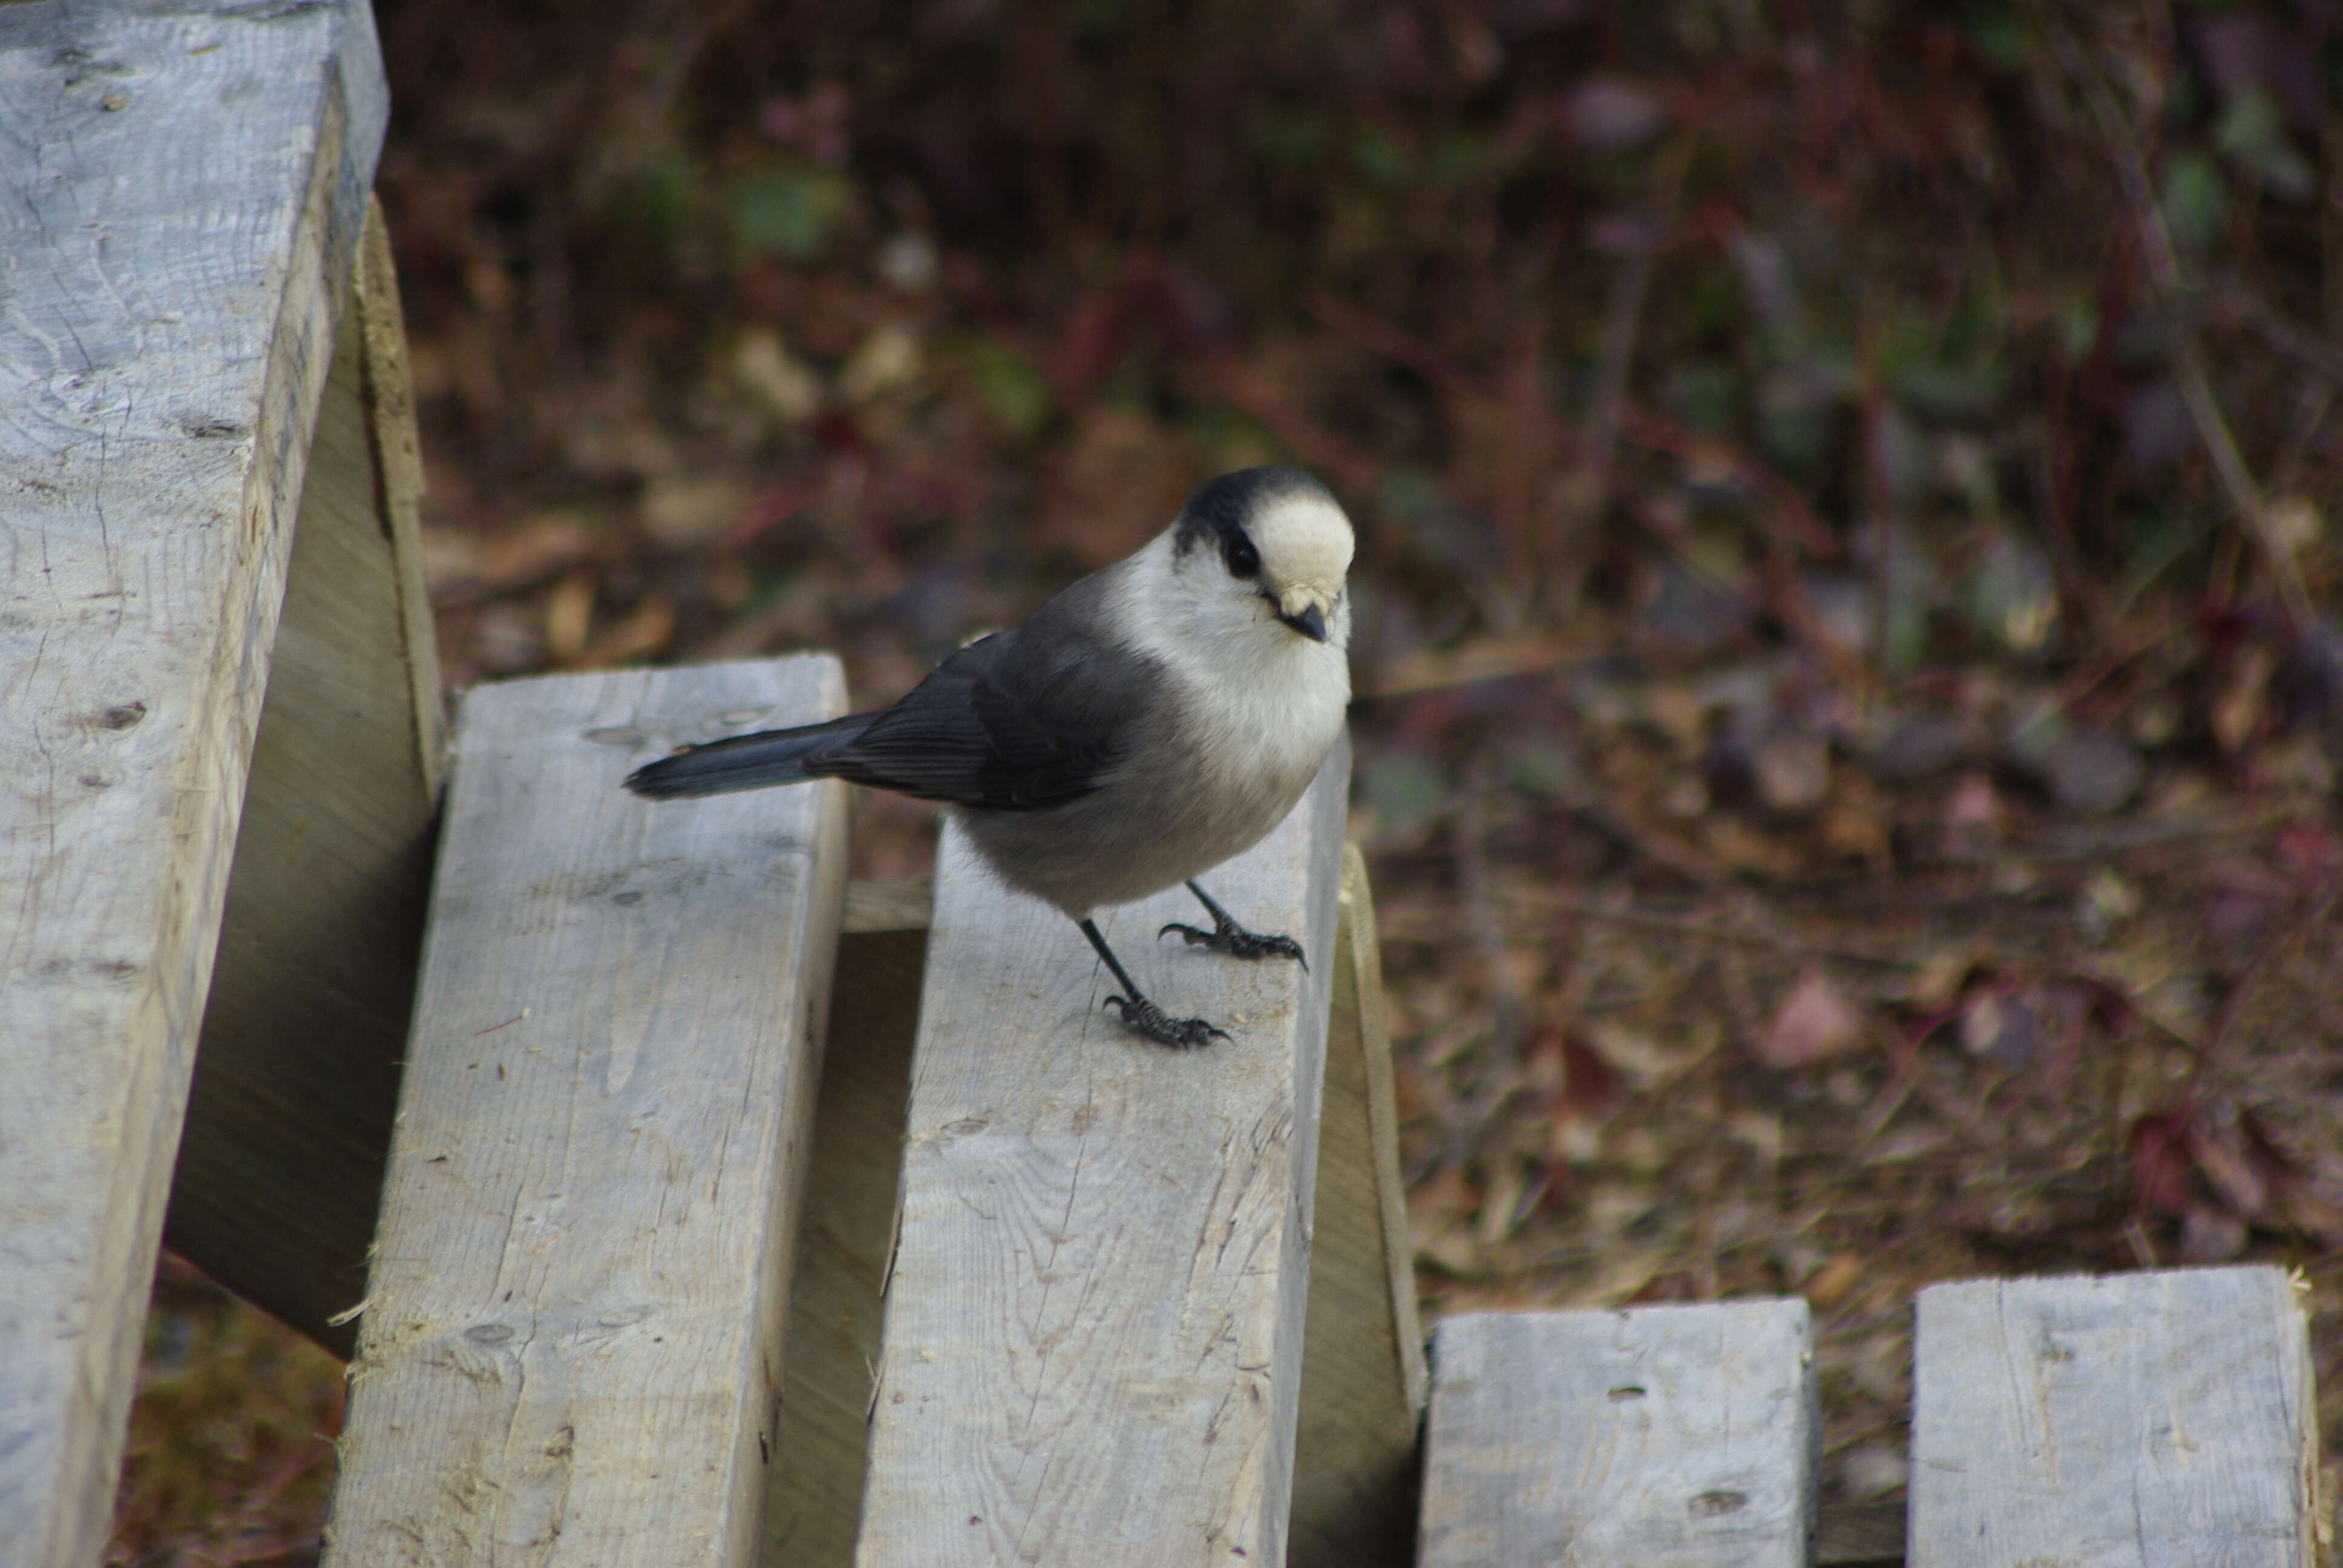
[806,618,1157,810]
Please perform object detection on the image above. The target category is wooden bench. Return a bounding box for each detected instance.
[1,7,1427,1559]
[311,668,1419,1567]
[1,6,2326,1567]
[1419,1267,2321,1567]
[2,4,428,1563]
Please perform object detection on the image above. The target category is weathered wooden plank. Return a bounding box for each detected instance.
[761,923,928,1568]
[776,843,1422,1567]
[171,196,444,1356]
[0,4,385,1562]
[853,740,1349,1567]
[1909,1266,2318,1568]
[1419,1302,1819,1567]
[321,660,849,1568]
[352,194,448,794]
[1289,843,1426,1568]
[843,874,935,935]
[1815,1500,1905,1566]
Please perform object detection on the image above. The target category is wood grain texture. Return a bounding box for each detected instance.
[843,874,935,935]
[1909,1267,2318,1568]
[352,194,447,797]
[1815,1500,1904,1566]
[769,850,1421,1568]
[1288,843,1426,1568]
[321,660,848,1568]
[0,4,385,1563]
[854,739,1350,1568]
[172,195,444,1356]
[1420,1302,1819,1568]
[761,924,928,1568]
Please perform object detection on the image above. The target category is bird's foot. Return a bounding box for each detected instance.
[1159,913,1307,968]
[1103,993,1231,1050]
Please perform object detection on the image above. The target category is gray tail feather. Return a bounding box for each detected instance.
[624,713,871,799]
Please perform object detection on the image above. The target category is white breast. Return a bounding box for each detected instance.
[1117,532,1351,848]
[955,535,1352,916]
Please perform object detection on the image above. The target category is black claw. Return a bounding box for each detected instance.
[1103,993,1232,1050]
[1157,918,1308,969]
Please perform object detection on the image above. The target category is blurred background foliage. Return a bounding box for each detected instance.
[118,0,2343,1558]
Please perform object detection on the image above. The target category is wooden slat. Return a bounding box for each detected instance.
[766,846,1427,1568]
[843,874,935,935]
[0,4,385,1562]
[761,923,928,1567]
[1815,1500,1905,1566]
[1420,1303,1819,1567]
[171,197,444,1355]
[1288,844,1427,1568]
[352,194,448,794]
[853,740,1350,1567]
[321,660,848,1568]
[1909,1266,2318,1568]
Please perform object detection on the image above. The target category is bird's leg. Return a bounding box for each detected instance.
[1078,917,1230,1050]
[1158,880,1307,969]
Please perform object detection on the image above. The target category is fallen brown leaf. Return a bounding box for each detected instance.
[1757,967,1866,1070]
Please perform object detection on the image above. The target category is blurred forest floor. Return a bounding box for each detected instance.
[116,0,2343,1558]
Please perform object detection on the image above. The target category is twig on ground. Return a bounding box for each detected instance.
[2054,16,2311,627]
[2215,279,2343,389]
[1356,636,1596,699]
[1497,888,1918,968]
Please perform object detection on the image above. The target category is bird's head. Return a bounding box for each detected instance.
[1167,466,1354,647]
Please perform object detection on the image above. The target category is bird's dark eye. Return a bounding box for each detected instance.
[1224,537,1260,578]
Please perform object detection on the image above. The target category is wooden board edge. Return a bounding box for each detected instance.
[1337,841,1428,1416]
[321,658,850,1567]
[1910,1266,2321,1567]
[1814,1499,1904,1566]
[735,768,853,1567]
[355,192,446,798]
[0,5,388,1561]
[843,875,934,935]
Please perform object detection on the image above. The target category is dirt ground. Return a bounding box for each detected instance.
[113,1,2343,1558]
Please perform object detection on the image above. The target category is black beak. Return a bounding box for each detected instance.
[1277,602,1328,643]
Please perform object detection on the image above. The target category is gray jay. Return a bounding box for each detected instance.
[624,465,1353,1048]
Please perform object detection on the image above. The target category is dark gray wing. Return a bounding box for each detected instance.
[804,586,1159,811]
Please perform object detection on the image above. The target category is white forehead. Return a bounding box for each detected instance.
[1250,494,1354,586]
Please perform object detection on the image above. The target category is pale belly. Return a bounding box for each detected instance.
[956,657,1345,917]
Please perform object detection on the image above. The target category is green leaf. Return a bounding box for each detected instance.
[2160,151,2227,252]
[966,338,1052,438]
[1352,125,1409,186]
[1893,363,2010,426]
[1964,11,2030,70]
[2057,299,2100,362]
[1250,109,1328,166]
[604,155,695,259]
[1362,754,1449,838]
[1426,131,1490,186]
[1666,361,1742,436]
[1069,0,1125,39]
[1963,532,2060,655]
[1685,266,1741,336]
[1876,522,1941,674]
[730,168,851,261]
[2114,510,2204,608]
[1505,742,1580,799]
[2214,89,2316,201]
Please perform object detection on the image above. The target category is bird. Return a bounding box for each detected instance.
[624,465,1353,1048]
